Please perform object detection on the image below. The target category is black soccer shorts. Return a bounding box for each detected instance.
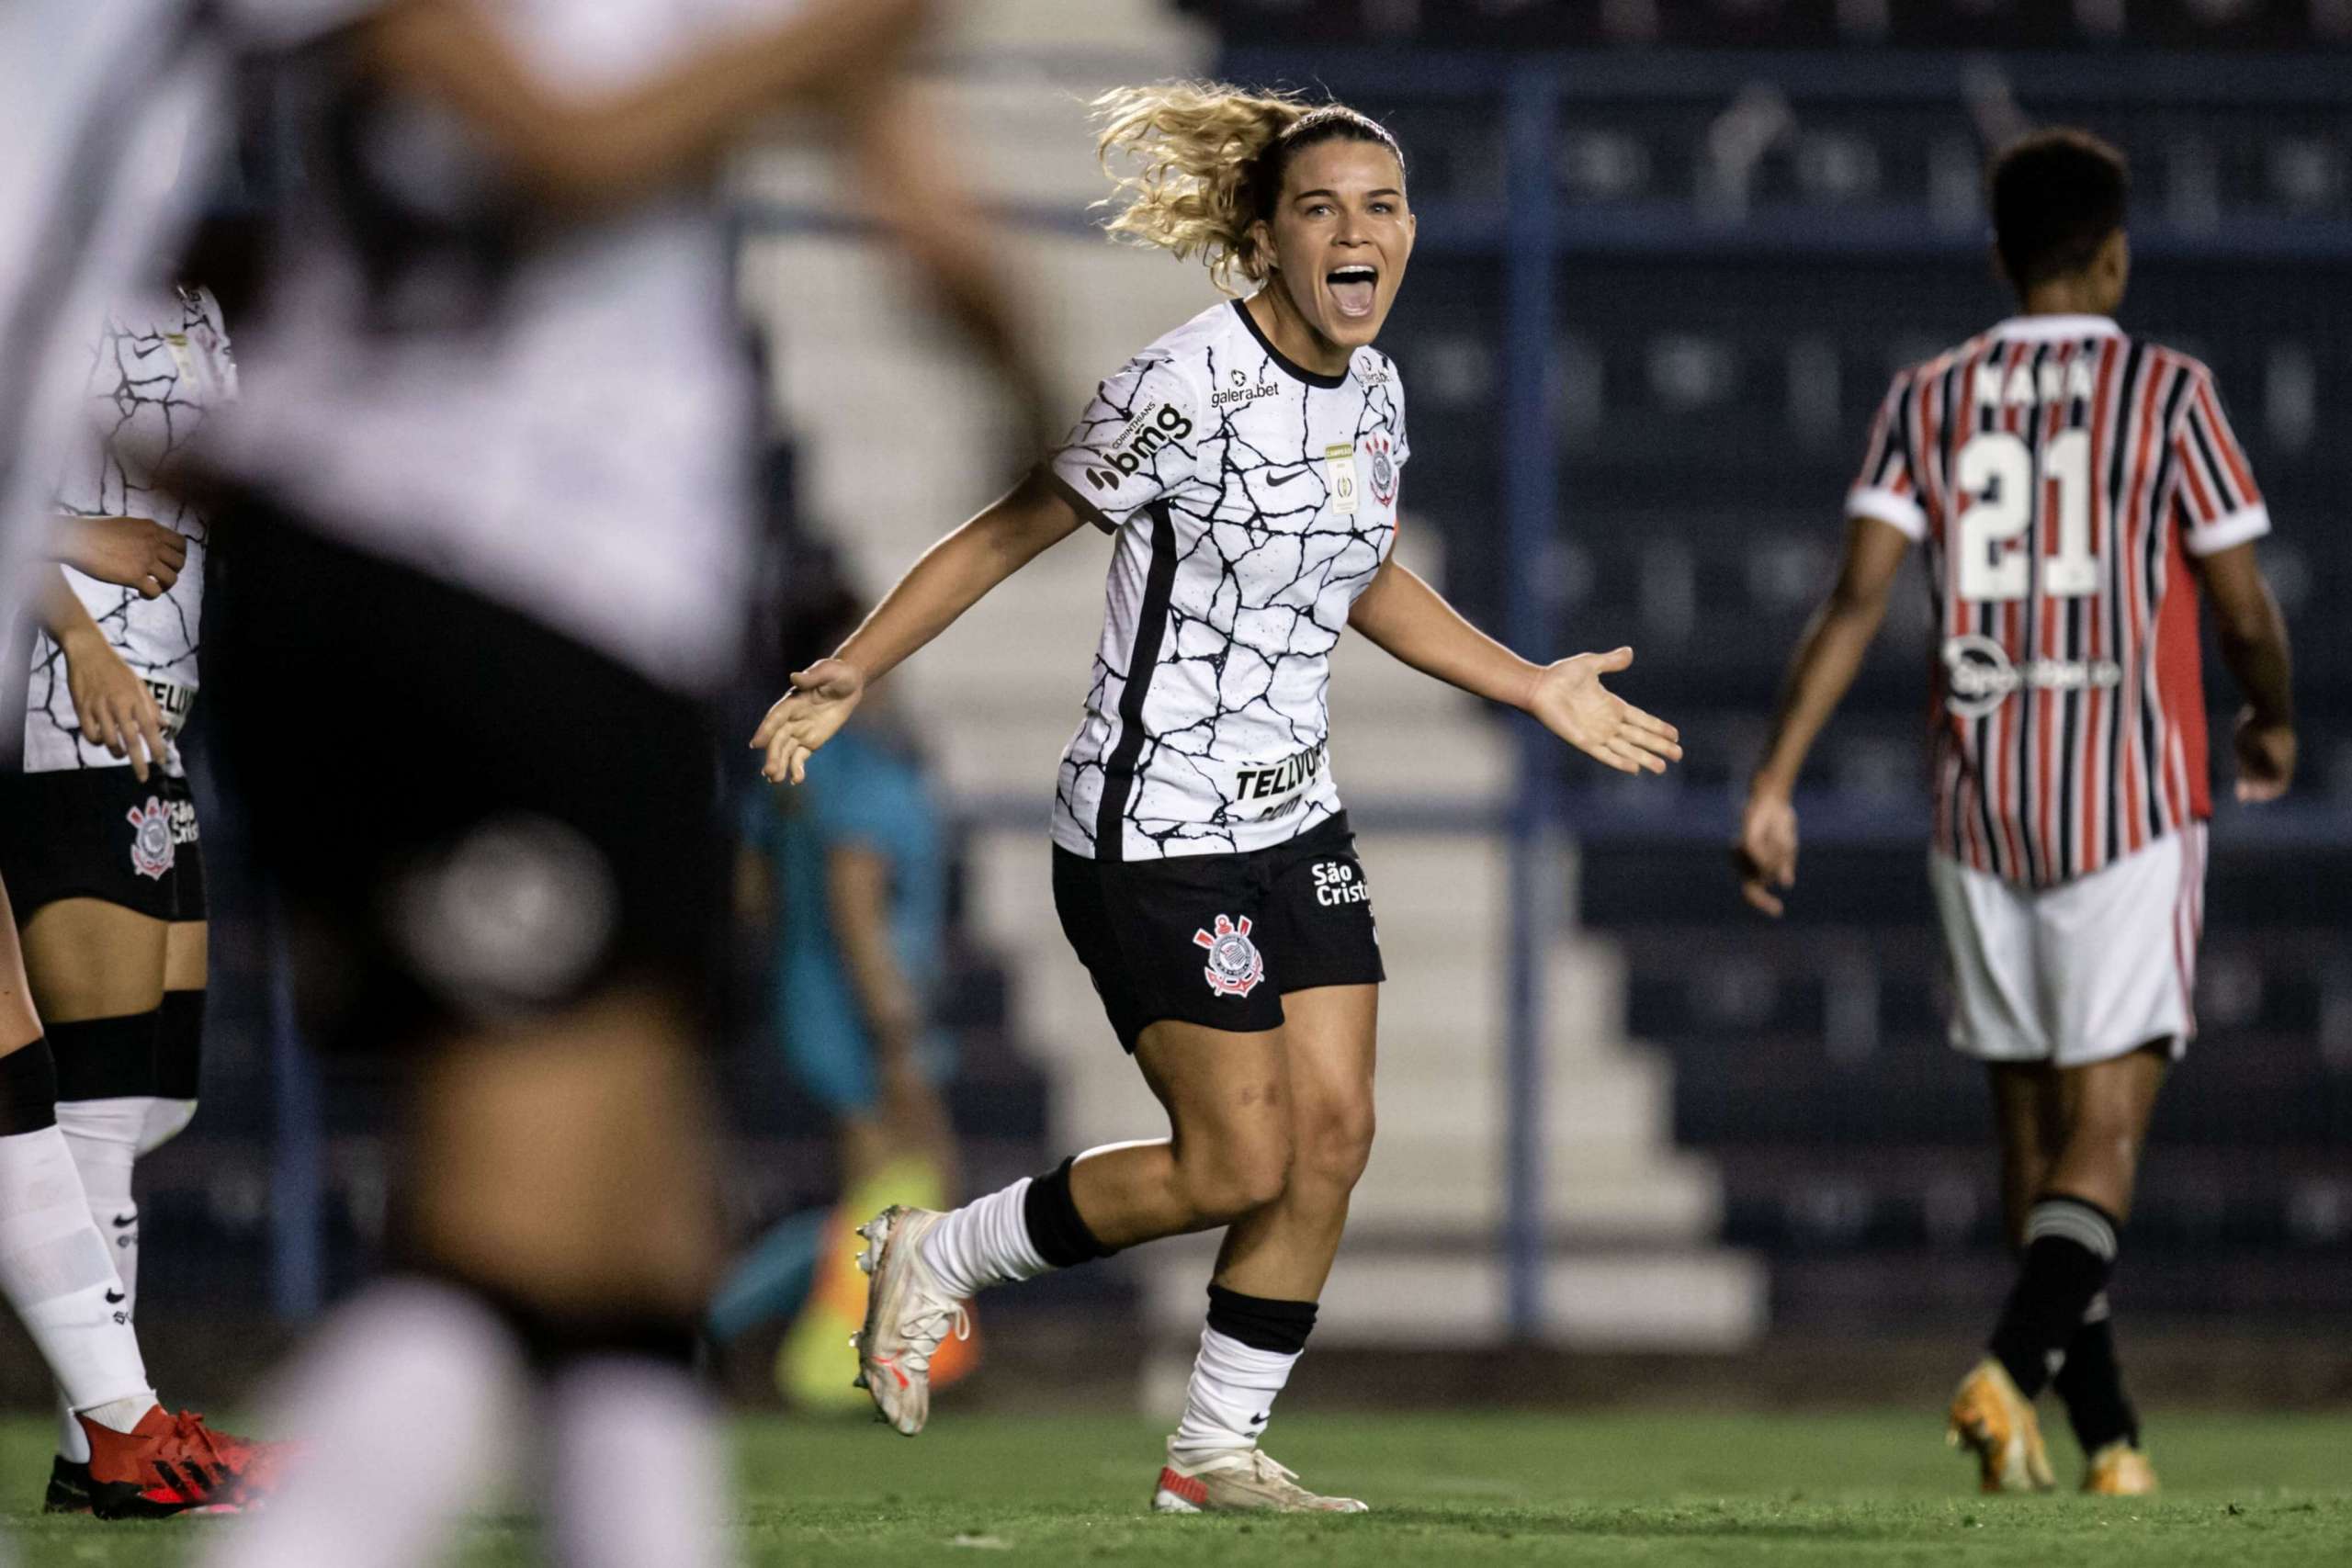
[0,767,207,924]
[203,498,725,1055]
[1051,811,1385,1053]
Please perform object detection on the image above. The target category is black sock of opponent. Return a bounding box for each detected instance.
[2052,1293,2141,1454]
[1023,1156,1117,1269]
[1987,1194,2119,1398]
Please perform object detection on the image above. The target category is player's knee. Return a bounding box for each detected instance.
[1181,1133,1292,1223]
[1296,1098,1375,1195]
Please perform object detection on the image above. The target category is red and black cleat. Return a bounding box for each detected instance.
[77,1406,245,1519]
[195,1416,302,1506]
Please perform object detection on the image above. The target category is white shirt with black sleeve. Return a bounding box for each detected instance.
[1043,298,1408,863]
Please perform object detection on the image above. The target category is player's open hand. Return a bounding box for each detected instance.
[63,635,168,783]
[1735,791,1799,918]
[752,657,866,784]
[2233,708,2295,804]
[1527,647,1682,776]
[56,515,186,600]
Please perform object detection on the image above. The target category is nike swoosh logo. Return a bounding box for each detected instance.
[106,1290,125,1303]
[1265,468,1306,487]
[111,1213,135,1228]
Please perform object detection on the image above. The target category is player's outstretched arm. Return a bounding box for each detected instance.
[1736,514,1910,916]
[35,567,167,783]
[1346,552,1682,776]
[752,471,1084,783]
[844,80,1055,465]
[2195,540,2296,803]
[363,0,934,209]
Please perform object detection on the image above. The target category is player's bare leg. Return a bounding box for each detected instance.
[1961,1045,2167,1492]
[202,986,731,1568]
[857,1024,1292,1434]
[17,899,220,1505]
[0,884,234,1517]
[1155,985,1375,1514]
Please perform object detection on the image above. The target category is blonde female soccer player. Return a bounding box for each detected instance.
[753,82,1683,1513]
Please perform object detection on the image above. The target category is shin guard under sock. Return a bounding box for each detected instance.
[2052,1292,2141,1454]
[1988,1195,2118,1399]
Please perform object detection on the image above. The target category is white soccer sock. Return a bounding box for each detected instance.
[547,1357,735,1568]
[0,1126,153,1419]
[918,1177,1050,1301]
[54,1098,173,1462]
[1170,1327,1301,1465]
[192,1279,526,1568]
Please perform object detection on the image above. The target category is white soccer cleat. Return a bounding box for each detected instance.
[849,1206,969,1437]
[1150,1439,1368,1514]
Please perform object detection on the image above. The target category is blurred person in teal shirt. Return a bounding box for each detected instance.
[709,580,974,1404]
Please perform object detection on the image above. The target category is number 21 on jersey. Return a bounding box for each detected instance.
[1956,430,2098,602]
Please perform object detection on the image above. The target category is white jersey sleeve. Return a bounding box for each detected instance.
[1045,351,1205,536]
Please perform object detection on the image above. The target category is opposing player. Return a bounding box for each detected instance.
[185,3,1047,1565]
[1736,130,2295,1495]
[0,285,249,1512]
[753,82,1681,1512]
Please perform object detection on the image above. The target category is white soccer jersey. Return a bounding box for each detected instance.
[0,0,220,766]
[1044,299,1408,862]
[24,287,235,776]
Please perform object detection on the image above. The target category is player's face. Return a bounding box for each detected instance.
[1260,140,1416,352]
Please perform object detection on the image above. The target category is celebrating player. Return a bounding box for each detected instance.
[753,81,1681,1513]
[0,286,255,1513]
[1736,130,2295,1495]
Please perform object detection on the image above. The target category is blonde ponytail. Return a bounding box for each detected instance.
[1091,82,1310,293]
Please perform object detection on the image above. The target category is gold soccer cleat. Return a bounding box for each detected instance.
[1947,1358,2056,1494]
[2083,1441,2158,1495]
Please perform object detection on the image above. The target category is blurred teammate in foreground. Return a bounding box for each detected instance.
[755,80,1679,1513]
[709,574,975,1408]
[1737,130,2294,1495]
[178,3,1045,1565]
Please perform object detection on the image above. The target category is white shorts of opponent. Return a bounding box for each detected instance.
[1928,823,2207,1067]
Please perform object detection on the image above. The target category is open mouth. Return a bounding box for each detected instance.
[1327,265,1379,321]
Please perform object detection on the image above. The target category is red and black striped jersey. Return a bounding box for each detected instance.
[1848,315,2269,888]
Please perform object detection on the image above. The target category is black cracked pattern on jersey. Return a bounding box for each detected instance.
[1054,338,1403,859]
[25,287,224,773]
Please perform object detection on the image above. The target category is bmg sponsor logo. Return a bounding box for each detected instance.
[1082,400,1195,491]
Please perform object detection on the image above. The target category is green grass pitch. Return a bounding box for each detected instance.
[5,1409,2346,1565]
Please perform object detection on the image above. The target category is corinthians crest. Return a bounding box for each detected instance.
[126,795,175,881]
[1193,913,1265,998]
[1366,433,1398,507]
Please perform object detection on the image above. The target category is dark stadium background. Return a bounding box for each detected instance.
[8,0,2346,1416]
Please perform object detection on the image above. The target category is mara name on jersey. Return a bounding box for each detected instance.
[1045,299,1407,862]
[1848,314,2268,888]
[24,286,234,776]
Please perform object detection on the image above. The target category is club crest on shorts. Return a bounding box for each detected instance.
[1193,913,1265,998]
[125,795,175,881]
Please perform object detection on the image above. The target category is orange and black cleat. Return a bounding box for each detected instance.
[76,1406,243,1519]
[197,1416,301,1505]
